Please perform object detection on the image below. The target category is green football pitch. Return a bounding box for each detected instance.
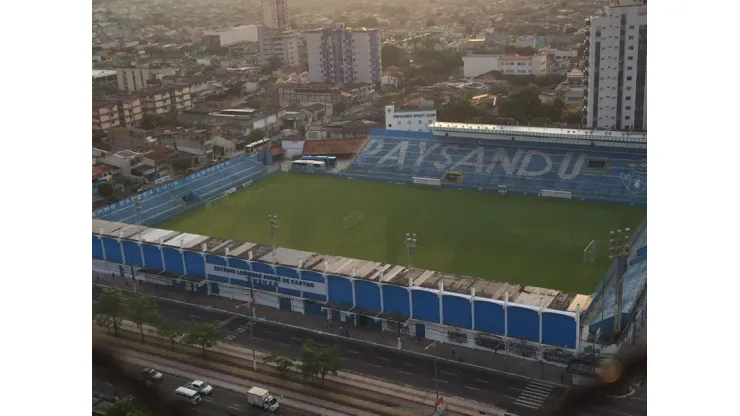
[160,172,646,294]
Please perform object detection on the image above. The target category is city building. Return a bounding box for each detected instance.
[384,105,437,132]
[204,25,258,49]
[138,85,193,117]
[92,101,121,131]
[584,0,647,130]
[116,96,144,127]
[463,54,548,78]
[262,0,291,31]
[278,83,342,108]
[305,23,382,86]
[116,66,176,93]
[258,26,300,68]
[92,70,118,88]
[555,69,586,106]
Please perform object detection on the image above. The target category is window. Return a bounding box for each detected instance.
[627,76,633,81]
[629,35,634,40]
[629,25,635,29]
[627,66,633,70]
[626,96,632,100]
[626,106,631,110]
[628,56,634,60]
[628,46,634,50]
[625,116,631,120]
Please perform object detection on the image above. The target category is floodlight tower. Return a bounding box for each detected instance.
[405,233,418,269]
[268,215,279,263]
[608,228,631,337]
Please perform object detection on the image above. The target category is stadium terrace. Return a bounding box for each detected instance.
[92,122,647,366]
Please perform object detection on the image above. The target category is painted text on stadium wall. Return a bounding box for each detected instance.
[205,264,326,296]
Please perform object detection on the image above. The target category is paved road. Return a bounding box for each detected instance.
[144,297,569,416]
[93,363,310,416]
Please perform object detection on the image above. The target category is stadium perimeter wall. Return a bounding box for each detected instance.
[92,226,582,367]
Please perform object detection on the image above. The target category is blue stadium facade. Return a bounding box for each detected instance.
[92,123,647,366]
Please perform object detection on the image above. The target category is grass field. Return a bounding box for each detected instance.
[160,173,646,294]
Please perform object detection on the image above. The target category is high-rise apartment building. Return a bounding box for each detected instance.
[305,23,382,85]
[583,0,647,131]
[261,0,290,31]
[258,0,298,68]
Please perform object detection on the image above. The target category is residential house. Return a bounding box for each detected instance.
[93,101,121,131]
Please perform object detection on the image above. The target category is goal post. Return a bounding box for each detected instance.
[583,239,600,264]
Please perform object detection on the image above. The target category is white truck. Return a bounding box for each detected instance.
[247,386,280,412]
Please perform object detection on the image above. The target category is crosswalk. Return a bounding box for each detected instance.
[513,380,555,410]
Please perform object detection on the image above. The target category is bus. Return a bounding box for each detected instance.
[301,155,337,168]
[246,138,270,154]
[291,160,326,171]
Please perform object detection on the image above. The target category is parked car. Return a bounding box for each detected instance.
[186,380,213,396]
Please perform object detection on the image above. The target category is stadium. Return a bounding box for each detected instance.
[92,122,647,378]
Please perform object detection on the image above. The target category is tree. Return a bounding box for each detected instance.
[93,130,107,142]
[184,322,223,357]
[298,340,342,384]
[141,114,159,130]
[94,287,126,336]
[381,44,408,69]
[162,107,179,126]
[125,294,161,342]
[98,182,114,199]
[171,155,193,172]
[263,353,295,375]
[488,83,512,96]
[156,322,184,350]
[355,17,379,28]
[332,100,348,115]
[247,128,265,144]
[107,396,156,416]
[426,19,435,27]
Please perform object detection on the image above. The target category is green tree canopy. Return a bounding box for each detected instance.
[247,128,265,144]
[125,294,161,342]
[355,17,379,28]
[298,340,342,384]
[94,287,126,336]
[97,182,115,199]
[156,322,184,350]
[264,353,295,375]
[107,396,156,416]
[426,19,436,27]
[381,44,408,69]
[171,155,193,172]
[184,322,224,356]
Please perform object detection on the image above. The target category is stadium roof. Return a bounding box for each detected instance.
[429,122,647,144]
[93,218,590,314]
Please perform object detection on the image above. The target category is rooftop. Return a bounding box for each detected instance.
[429,122,647,144]
[92,69,117,79]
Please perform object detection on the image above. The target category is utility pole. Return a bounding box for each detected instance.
[405,233,417,269]
[608,228,631,338]
[269,215,279,264]
[425,341,439,400]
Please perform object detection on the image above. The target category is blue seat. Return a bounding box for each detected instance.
[347,134,647,205]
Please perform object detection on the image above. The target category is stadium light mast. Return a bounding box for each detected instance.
[405,233,418,269]
[609,228,631,338]
[268,215,279,263]
[134,199,143,236]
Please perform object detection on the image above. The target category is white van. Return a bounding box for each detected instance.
[174,386,201,405]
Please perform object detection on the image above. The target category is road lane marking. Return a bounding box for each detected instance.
[464,386,480,391]
[278,342,291,347]
[369,364,383,368]
[264,330,277,335]
[253,336,264,341]
[377,356,391,361]
[347,349,359,354]
[591,405,634,416]
[179,320,189,325]
[228,405,241,410]
[398,370,414,375]
[513,401,540,410]
[190,313,202,320]
[103,382,113,386]
[290,337,302,342]
[437,379,449,384]
[201,397,213,402]
[440,371,457,377]
[474,378,489,384]
[403,362,413,366]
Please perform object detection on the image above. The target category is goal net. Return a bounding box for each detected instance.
[583,239,600,264]
[342,211,366,230]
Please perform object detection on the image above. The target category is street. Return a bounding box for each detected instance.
[93,362,311,416]
[144,297,568,416]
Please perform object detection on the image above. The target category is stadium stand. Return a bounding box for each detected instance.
[346,130,647,205]
[93,156,267,226]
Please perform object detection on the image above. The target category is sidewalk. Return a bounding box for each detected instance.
[93,271,570,387]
